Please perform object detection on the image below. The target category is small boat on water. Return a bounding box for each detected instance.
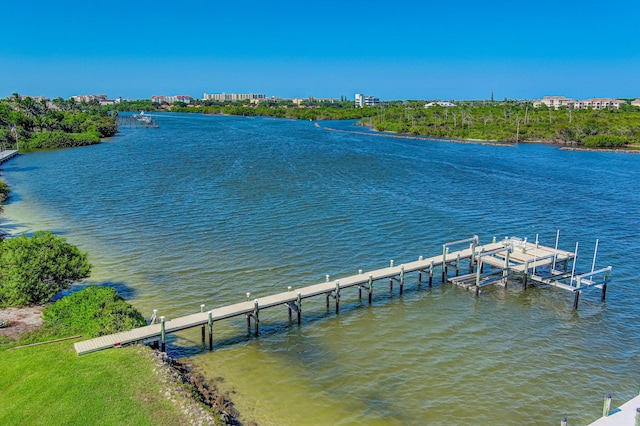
[133,111,153,124]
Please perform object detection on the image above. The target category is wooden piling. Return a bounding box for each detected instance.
[160,316,166,352]
[254,300,259,336]
[603,393,612,417]
[296,292,302,324]
[200,304,205,343]
[399,265,405,295]
[335,281,340,314]
[429,261,433,287]
[368,274,373,304]
[561,417,568,426]
[208,311,213,351]
[573,290,581,310]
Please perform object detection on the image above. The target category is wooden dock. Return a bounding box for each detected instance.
[588,393,640,425]
[0,150,18,165]
[74,234,612,355]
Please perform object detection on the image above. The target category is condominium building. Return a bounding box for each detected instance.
[533,96,625,110]
[151,95,192,104]
[203,92,266,102]
[355,93,379,107]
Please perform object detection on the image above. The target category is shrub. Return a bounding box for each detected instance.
[24,130,101,149]
[0,231,92,307]
[582,134,627,148]
[43,286,147,337]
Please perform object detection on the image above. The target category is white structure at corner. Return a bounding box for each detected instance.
[355,93,380,107]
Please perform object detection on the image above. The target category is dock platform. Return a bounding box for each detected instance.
[588,393,640,425]
[74,233,612,355]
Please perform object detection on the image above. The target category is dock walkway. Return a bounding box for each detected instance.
[0,150,18,164]
[74,234,611,355]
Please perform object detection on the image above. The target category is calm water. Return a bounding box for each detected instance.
[2,113,640,425]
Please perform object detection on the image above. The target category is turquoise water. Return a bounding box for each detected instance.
[2,113,640,425]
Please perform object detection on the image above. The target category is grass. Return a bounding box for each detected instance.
[0,340,195,426]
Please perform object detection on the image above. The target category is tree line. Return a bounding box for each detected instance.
[365,101,640,147]
[0,93,118,151]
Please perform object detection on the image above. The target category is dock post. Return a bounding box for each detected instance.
[160,316,166,352]
[573,290,581,310]
[208,311,213,351]
[296,292,302,324]
[469,238,477,274]
[603,393,612,417]
[523,261,529,290]
[429,261,434,287]
[601,272,610,302]
[152,309,158,324]
[442,246,448,282]
[326,274,330,282]
[635,408,640,426]
[200,304,205,343]
[502,248,510,287]
[455,254,460,276]
[368,274,373,304]
[418,256,423,283]
[399,265,405,295]
[254,299,259,336]
[335,281,340,314]
[561,417,568,426]
[326,293,330,310]
[288,286,293,321]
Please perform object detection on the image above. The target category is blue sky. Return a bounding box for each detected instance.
[2,0,639,100]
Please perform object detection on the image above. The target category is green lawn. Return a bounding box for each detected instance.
[0,341,198,426]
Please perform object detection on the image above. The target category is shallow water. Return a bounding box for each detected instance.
[2,113,640,425]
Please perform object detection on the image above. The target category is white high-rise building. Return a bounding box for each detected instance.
[355,93,380,107]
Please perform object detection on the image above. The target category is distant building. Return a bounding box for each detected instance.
[355,93,379,107]
[151,95,192,104]
[533,96,625,110]
[424,101,456,108]
[203,92,266,103]
[632,99,640,108]
[72,94,108,103]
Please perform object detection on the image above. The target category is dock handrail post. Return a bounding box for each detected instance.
[603,393,612,417]
[429,261,434,287]
[368,274,373,304]
[160,316,166,352]
[335,281,340,314]
[296,292,302,324]
[399,265,405,295]
[591,239,599,273]
[570,242,579,287]
[254,299,259,336]
[152,309,158,325]
[561,417,568,426]
[208,311,213,351]
[200,304,205,343]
